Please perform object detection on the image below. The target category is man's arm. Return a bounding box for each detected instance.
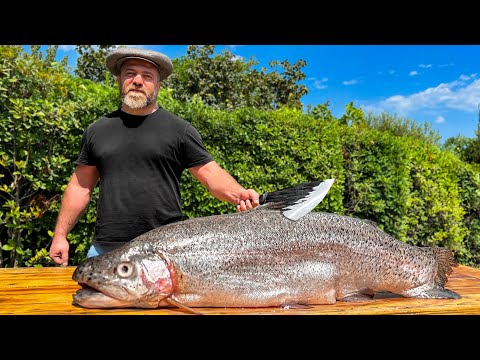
[189,161,260,212]
[49,165,99,266]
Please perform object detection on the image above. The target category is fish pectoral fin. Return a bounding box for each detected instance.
[163,297,204,315]
[281,303,314,310]
[340,288,375,302]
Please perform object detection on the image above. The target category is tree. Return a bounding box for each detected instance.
[468,116,480,165]
[75,45,118,85]
[0,45,74,266]
[443,135,473,160]
[306,101,336,121]
[365,111,441,145]
[162,45,308,110]
[443,114,480,166]
[0,45,118,267]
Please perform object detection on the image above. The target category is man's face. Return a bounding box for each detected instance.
[117,59,161,109]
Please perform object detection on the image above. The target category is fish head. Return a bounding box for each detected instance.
[72,247,175,309]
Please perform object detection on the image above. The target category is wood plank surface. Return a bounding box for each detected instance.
[0,264,479,315]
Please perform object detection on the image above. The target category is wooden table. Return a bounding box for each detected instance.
[1,265,480,315]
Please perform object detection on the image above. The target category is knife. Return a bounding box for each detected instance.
[258,178,335,221]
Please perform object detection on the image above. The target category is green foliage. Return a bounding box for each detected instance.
[162,45,308,111]
[1,45,74,267]
[156,91,345,219]
[0,45,118,267]
[444,129,480,166]
[339,101,367,127]
[306,101,336,122]
[456,165,480,267]
[1,46,480,269]
[443,134,473,159]
[470,123,480,165]
[468,120,480,165]
[25,247,51,267]
[405,143,467,255]
[365,111,442,145]
[340,128,412,240]
[75,45,118,86]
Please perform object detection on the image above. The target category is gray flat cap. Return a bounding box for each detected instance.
[106,47,173,81]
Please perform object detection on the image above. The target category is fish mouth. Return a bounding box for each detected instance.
[73,282,132,309]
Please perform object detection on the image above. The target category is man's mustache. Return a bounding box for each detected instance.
[126,87,146,95]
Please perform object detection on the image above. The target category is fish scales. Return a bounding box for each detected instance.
[140,211,440,305]
[73,187,459,311]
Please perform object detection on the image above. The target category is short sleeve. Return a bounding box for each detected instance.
[181,124,214,168]
[74,127,96,166]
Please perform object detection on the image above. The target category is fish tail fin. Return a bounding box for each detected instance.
[432,247,458,287]
[422,286,461,299]
[403,247,460,299]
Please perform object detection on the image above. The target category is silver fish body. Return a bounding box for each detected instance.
[72,202,459,309]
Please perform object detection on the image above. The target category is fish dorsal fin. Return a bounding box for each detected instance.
[362,219,379,228]
[259,179,334,221]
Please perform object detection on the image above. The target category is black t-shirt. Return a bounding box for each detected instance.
[75,107,213,244]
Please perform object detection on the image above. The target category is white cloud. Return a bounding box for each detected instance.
[375,74,480,114]
[58,45,76,52]
[459,73,477,81]
[436,115,446,123]
[409,70,419,76]
[419,64,432,68]
[342,79,358,86]
[228,45,244,51]
[378,69,396,76]
[312,77,328,90]
[438,62,454,68]
[127,45,147,49]
[362,104,386,114]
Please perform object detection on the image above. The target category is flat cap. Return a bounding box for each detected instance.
[106,47,173,81]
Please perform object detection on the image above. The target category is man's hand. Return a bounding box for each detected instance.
[237,189,260,212]
[49,236,70,266]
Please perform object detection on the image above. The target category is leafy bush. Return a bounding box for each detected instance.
[1,46,480,268]
[0,45,118,267]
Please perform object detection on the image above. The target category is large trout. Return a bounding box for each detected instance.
[72,179,460,312]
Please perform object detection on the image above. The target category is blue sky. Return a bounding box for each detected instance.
[51,45,480,143]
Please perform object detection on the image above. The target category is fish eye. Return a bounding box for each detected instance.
[116,262,134,278]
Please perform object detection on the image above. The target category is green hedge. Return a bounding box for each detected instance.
[1,46,480,268]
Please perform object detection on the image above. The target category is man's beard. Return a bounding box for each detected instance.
[121,88,157,109]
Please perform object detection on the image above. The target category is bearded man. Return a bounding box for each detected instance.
[49,47,259,265]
